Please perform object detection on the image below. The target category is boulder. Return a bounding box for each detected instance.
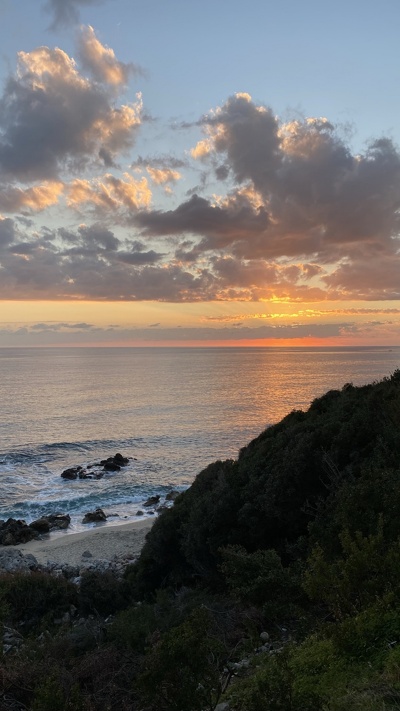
[0,549,39,573]
[29,517,50,534]
[27,513,70,533]
[114,452,129,466]
[82,508,107,524]
[0,518,38,546]
[61,466,82,480]
[61,454,129,481]
[101,453,130,470]
[103,461,121,472]
[47,513,71,530]
[166,490,180,501]
[78,470,104,479]
[143,495,160,508]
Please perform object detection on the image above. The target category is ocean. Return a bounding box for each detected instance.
[1,346,399,534]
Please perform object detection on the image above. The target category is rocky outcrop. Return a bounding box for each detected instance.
[29,513,71,533]
[0,548,39,573]
[0,513,72,546]
[143,495,160,508]
[0,547,137,581]
[61,466,83,480]
[82,508,107,524]
[61,453,130,480]
[0,518,38,546]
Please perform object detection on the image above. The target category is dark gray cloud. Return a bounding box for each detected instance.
[0,217,16,246]
[44,0,107,29]
[132,154,187,170]
[133,94,400,294]
[117,250,164,265]
[136,193,269,249]
[0,44,141,181]
[325,254,400,300]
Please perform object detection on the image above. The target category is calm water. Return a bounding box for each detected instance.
[0,346,399,532]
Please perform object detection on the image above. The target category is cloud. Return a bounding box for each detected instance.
[0,182,64,213]
[203,308,400,322]
[180,97,399,263]
[130,93,400,301]
[0,216,16,246]
[146,166,181,185]
[133,155,187,171]
[0,320,366,346]
[0,44,142,181]
[67,173,152,216]
[325,254,400,300]
[30,321,95,331]
[136,193,269,249]
[77,25,142,86]
[44,0,107,29]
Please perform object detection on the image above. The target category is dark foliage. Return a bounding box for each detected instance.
[128,371,400,596]
[3,371,400,710]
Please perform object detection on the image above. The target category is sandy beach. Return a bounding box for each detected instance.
[7,518,154,566]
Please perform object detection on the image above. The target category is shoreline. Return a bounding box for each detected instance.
[6,518,154,566]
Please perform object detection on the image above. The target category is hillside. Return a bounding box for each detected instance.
[131,370,400,595]
[2,371,400,710]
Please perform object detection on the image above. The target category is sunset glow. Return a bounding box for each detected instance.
[0,0,399,347]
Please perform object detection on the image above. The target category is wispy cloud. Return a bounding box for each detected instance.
[43,0,108,29]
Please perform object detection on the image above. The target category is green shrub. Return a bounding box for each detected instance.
[0,572,77,628]
[304,519,400,620]
[219,544,304,621]
[78,570,129,616]
[137,606,226,711]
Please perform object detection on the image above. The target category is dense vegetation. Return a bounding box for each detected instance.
[1,371,400,710]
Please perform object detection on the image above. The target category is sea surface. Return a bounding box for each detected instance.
[0,346,399,534]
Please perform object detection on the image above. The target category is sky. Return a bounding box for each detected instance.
[0,0,400,347]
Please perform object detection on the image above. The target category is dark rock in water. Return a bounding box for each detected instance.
[82,508,107,524]
[136,510,144,516]
[166,490,180,501]
[101,453,130,470]
[103,461,121,472]
[29,518,50,534]
[143,495,160,508]
[79,470,104,480]
[0,518,39,546]
[47,513,71,530]
[82,550,93,558]
[61,466,82,480]
[114,452,129,466]
[61,454,130,481]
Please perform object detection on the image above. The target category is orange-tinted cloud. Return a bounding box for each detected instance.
[67,172,152,214]
[0,182,64,213]
[77,25,142,86]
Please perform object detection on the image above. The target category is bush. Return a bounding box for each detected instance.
[0,572,77,628]
[137,606,226,711]
[219,544,304,621]
[303,519,400,620]
[78,570,129,616]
